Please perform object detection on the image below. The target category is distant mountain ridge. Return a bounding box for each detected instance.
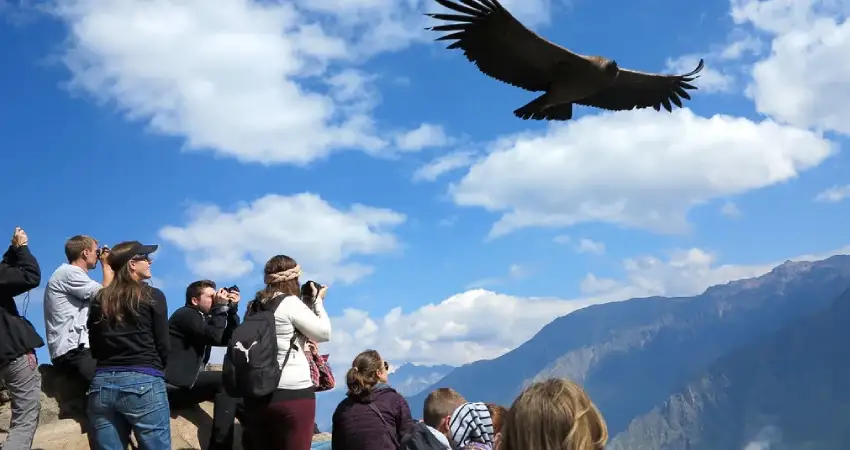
[406,255,850,437]
[609,284,850,449]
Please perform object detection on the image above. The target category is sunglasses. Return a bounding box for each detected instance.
[383,361,389,371]
[131,255,151,263]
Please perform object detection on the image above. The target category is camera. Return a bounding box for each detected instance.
[301,280,324,299]
[225,285,239,293]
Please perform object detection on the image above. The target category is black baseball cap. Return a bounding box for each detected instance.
[107,241,158,271]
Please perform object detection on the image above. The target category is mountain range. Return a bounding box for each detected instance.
[609,276,850,449]
[404,255,850,447]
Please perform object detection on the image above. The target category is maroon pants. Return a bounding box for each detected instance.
[246,397,316,450]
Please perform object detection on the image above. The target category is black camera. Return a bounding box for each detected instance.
[225,285,239,293]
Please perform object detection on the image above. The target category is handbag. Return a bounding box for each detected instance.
[305,340,335,392]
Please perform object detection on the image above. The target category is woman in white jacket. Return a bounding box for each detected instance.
[243,254,332,450]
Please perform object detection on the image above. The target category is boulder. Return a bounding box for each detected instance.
[0,365,240,450]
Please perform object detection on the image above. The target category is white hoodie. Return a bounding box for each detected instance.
[272,294,332,390]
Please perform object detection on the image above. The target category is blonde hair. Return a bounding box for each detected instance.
[502,378,607,450]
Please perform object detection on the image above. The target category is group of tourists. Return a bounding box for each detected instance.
[0,226,609,450]
[327,351,608,450]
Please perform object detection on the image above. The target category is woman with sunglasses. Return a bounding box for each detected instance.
[86,241,171,449]
[331,350,414,450]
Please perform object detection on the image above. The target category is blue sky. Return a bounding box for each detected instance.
[3,0,849,368]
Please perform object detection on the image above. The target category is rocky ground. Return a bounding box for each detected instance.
[0,365,332,449]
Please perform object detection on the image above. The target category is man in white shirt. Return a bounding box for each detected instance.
[43,235,113,382]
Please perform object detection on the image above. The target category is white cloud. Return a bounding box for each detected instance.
[733,0,850,135]
[310,244,850,366]
[579,274,619,294]
[413,151,477,182]
[394,123,451,152]
[554,236,605,254]
[158,193,406,283]
[50,0,449,166]
[721,201,743,217]
[814,184,850,202]
[450,109,834,238]
[576,238,605,255]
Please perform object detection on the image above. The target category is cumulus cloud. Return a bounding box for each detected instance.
[394,123,451,152]
[316,244,850,366]
[554,236,606,254]
[732,0,850,135]
[412,151,477,182]
[159,193,406,283]
[210,245,850,367]
[449,109,834,238]
[814,184,850,202]
[48,0,460,166]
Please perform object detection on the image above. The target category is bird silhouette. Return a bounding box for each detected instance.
[426,0,705,120]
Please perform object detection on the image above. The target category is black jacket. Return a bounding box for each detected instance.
[165,303,240,388]
[399,422,451,450]
[0,244,44,367]
[87,285,170,371]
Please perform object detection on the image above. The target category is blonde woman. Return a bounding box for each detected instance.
[501,378,607,450]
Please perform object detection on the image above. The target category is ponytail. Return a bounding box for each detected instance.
[346,349,383,402]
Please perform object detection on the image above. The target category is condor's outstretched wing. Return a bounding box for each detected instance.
[426,0,594,92]
[575,60,705,112]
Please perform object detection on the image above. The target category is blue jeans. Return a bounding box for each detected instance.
[87,371,171,450]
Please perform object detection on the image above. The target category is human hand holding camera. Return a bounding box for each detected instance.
[97,246,111,267]
[214,288,231,305]
[11,227,28,248]
[227,288,241,305]
[318,284,329,300]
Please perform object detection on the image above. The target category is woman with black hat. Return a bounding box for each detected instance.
[86,240,171,449]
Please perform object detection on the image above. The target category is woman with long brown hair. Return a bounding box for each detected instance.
[242,255,331,450]
[331,349,414,450]
[85,241,171,449]
[501,378,608,450]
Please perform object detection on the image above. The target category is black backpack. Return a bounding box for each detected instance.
[222,295,297,398]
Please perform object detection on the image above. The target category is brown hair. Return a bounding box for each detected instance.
[502,378,607,450]
[486,403,508,434]
[346,349,384,402]
[253,255,300,305]
[96,241,150,325]
[186,279,216,306]
[423,388,466,428]
[65,235,97,263]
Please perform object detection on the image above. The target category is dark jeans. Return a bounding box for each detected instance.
[245,390,315,450]
[168,371,245,450]
[53,347,97,383]
[0,352,41,450]
[87,371,171,450]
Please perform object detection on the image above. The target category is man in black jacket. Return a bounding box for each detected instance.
[165,279,242,450]
[0,227,45,450]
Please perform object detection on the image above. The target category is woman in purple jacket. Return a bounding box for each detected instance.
[331,349,415,450]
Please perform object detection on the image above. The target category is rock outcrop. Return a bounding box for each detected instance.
[0,365,233,449]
